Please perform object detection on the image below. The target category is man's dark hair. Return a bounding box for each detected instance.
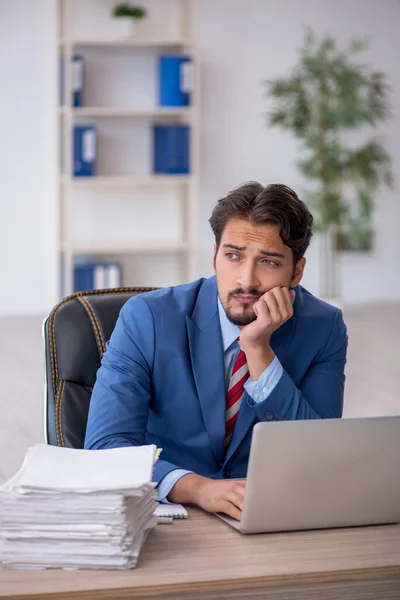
[209,182,313,264]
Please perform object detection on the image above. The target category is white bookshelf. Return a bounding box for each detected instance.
[57,0,199,296]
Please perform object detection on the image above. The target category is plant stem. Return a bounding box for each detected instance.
[316,90,339,298]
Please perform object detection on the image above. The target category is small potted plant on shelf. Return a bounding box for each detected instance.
[112,3,147,38]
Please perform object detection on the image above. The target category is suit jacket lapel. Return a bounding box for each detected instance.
[186,277,226,465]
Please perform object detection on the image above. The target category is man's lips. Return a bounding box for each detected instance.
[234,294,260,302]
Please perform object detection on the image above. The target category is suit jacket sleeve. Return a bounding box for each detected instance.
[251,309,348,421]
[84,296,181,484]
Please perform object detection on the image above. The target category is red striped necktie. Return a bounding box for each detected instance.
[225,340,249,446]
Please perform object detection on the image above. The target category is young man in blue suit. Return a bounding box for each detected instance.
[85,182,348,520]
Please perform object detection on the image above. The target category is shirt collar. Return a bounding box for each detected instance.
[218,297,241,352]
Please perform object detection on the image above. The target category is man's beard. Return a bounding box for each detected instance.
[222,288,262,327]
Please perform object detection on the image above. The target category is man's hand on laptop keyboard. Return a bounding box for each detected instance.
[168,474,245,520]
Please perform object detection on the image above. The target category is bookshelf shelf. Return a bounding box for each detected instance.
[58,38,192,49]
[60,106,193,119]
[60,174,192,187]
[62,241,189,255]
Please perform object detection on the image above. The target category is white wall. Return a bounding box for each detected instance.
[0,0,58,316]
[0,0,399,315]
[195,0,400,304]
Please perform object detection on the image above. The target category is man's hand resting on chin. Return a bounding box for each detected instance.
[239,286,295,381]
[167,473,246,521]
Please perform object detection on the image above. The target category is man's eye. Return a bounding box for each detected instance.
[226,253,239,260]
[262,259,279,266]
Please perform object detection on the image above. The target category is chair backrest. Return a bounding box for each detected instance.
[43,287,158,448]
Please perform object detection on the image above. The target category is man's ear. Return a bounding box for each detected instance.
[291,257,306,287]
[212,243,217,273]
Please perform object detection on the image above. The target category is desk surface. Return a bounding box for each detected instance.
[1,508,400,600]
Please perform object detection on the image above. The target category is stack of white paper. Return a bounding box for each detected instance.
[0,444,159,570]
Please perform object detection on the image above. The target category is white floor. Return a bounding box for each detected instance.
[0,303,399,484]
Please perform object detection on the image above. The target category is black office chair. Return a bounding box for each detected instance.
[43,287,158,448]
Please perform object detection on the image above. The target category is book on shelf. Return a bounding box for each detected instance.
[73,124,97,177]
[74,261,122,293]
[153,124,190,174]
[159,54,193,107]
[60,54,85,107]
[72,54,85,107]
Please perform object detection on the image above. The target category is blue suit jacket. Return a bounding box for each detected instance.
[84,277,348,483]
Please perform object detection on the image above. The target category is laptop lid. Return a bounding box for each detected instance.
[239,417,400,534]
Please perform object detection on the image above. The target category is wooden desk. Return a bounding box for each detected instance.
[1,508,400,600]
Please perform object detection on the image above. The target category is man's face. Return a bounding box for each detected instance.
[213,218,305,326]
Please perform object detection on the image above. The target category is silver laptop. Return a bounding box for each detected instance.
[218,417,400,534]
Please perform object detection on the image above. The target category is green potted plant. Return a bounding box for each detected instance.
[266,29,393,301]
[112,3,147,38]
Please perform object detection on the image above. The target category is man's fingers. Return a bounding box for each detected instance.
[194,479,247,519]
[269,287,288,316]
[281,286,295,311]
[262,292,280,322]
[253,297,270,321]
[232,482,246,498]
[226,489,244,511]
[220,500,242,521]
[270,287,293,321]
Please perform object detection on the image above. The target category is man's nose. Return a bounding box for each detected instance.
[237,263,260,290]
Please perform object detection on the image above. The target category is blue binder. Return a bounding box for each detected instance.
[153,124,190,174]
[159,55,192,107]
[74,264,95,292]
[74,262,122,292]
[60,54,84,107]
[73,125,97,177]
[72,55,84,107]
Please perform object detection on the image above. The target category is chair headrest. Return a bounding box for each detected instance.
[48,288,157,387]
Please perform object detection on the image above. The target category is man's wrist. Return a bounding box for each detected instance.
[242,343,275,381]
[167,472,207,504]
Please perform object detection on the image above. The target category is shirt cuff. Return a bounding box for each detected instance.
[244,356,283,404]
[156,468,193,503]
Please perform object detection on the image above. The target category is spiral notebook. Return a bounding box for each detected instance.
[154,503,188,523]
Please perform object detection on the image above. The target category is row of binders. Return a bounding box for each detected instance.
[74,123,190,176]
[64,53,193,108]
[0,444,160,570]
[63,53,192,177]
[74,261,122,293]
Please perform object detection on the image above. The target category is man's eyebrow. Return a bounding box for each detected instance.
[222,243,285,259]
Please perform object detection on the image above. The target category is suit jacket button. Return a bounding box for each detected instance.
[223,468,231,479]
[265,412,275,421]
